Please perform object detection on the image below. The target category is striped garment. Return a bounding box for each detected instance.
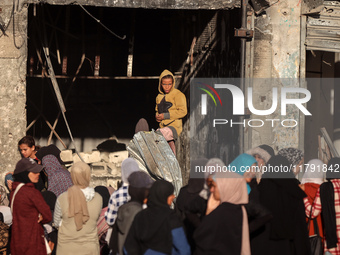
[42,155,73,197]
[97,207,110,238]
[304,179,340,255]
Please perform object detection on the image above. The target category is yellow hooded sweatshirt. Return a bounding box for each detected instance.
[155,70,187,136]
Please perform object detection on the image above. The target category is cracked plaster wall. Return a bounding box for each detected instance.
[0,0,27,184]
[249,0,302,152]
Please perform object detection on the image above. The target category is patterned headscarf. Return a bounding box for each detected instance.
[42,155,73,197]
[278,148,304,166]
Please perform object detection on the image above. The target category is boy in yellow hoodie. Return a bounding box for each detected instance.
[155,70,187,155]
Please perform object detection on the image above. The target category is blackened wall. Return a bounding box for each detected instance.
[173,10,242,183]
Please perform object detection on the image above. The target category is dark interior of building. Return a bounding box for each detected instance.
[25,4,241,159]
[26,4,239,143]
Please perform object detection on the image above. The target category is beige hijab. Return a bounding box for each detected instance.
[68,162,91,231]
[215,171,250,255]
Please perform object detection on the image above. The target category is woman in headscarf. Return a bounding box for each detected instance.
[176,158,208,252]
[278,147,304,176]
[124,180,191,255]
[36,144,72,195]
[304,157,340,255]
[252,155,310,255]
[105,158,140,226]
[204,158,227,215]
[36,144,64,166]
[229,154,273,234]
[229,153,258,194]
[300,159,324,239]
[246,144,275,182]
[42,155,73,197]
[194,171,250,255]
[113,171,154,255]
[54,162,102,255]
[10,158,52,255]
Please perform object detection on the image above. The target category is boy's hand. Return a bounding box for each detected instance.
[156,113,164,122]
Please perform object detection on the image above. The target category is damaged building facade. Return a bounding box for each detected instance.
[0,0,339,185]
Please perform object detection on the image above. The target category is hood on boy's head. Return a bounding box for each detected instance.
[158,69,175,94]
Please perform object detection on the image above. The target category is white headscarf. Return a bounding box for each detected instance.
[301,159,325,185]
[121,158,140,184]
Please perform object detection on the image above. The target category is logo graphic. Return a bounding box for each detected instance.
[197,82,222,115]
[200,84,312,116]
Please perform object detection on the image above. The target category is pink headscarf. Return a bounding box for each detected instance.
[215,171,250,255]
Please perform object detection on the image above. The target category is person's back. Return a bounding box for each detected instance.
[11,158,52,255]
[116,201,142,254]
[304,157,340,254]
[124,180,190,255]
[56,191,102,254]
[194,171,250,255]
[105,158,140,226]
[54,162,102,255]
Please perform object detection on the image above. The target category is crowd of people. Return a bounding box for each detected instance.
[1,133,340,255]
[2,70,340,255]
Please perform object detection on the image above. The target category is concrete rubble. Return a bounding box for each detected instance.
[60,149,128,190]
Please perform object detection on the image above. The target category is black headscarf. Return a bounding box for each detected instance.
[187,158,208,194]
[128,186,148,204]
[35,144,64,165]
[94,186,110,209]
[13,171,32,184]
[125,180,180,255]
[319,157,340,249]
[13,169,47,191]
[176,158,208,251]
[147,180,174,208]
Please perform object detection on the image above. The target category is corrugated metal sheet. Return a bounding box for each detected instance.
[305,1,340,52]
[302,0,324,14]
[127,130,183,197]
[36,0,240,10]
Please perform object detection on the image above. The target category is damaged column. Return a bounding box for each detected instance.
[0,1,28,179]
[248,0,303,152]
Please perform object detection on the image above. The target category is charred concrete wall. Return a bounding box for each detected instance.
[40,0,240,10]
[0,1,27,181]
[248,0,302,153]
[175,10,242,183]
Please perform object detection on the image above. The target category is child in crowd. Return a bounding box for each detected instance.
[6,136,45,192]
[155,69,187,155]
[18,135,39,161]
